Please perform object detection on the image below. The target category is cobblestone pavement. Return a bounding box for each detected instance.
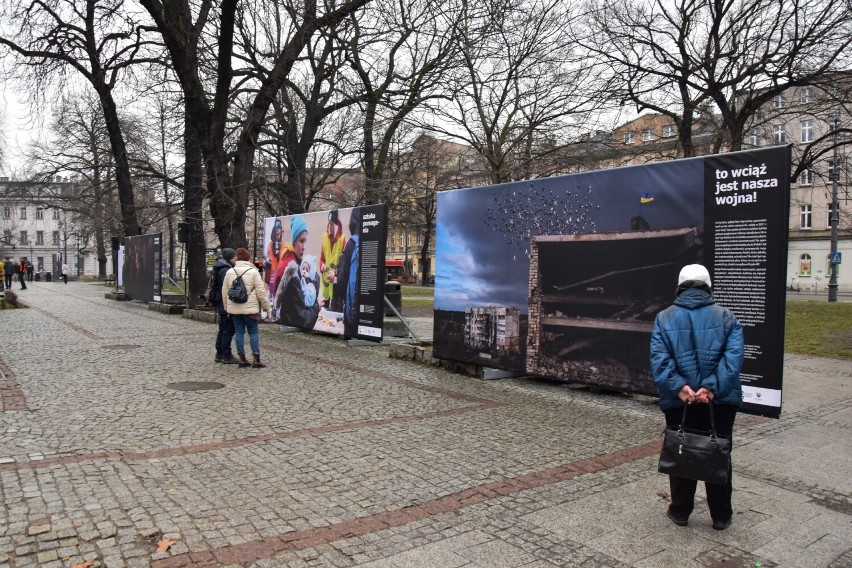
[1,282,850,568]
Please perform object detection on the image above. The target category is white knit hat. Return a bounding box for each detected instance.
[678,264,712,288]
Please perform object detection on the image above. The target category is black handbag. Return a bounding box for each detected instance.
[658,403,731,484]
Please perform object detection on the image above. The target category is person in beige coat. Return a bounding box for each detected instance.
[222,248,272,368]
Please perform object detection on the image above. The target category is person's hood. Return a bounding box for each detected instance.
[673,287,715,310]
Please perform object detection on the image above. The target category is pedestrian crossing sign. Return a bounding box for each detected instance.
[830,252,842,265]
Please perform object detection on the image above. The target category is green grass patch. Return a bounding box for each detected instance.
[402,297,434,309]
[400,285,435,297]
[785,301,852,359]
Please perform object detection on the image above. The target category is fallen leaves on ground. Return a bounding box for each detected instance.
[156,539,175,553]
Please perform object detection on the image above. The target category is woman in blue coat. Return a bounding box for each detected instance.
[650,264,744,531]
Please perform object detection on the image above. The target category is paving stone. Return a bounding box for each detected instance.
[0,285,850,568]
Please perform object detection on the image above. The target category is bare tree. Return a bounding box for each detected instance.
[0,0,163,236]
[130,93,187,279]
[392,133,486,284]
[138,0,372,249]
[344,0,464,205]
[583,0,852,160]
[23,95,124,276]
[427,0,597,184]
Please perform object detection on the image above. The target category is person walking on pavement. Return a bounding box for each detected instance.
[210,248,238,364]
[61,263,70,284]
[5,257,15,289]
[650,264,744,531]
[26,261,33,282]
[0,258,5,292]
[17,257,28,290]
[223,248,271,368]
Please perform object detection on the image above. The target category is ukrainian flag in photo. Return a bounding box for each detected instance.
[640,192,655,204]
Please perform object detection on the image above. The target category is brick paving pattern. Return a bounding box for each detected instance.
[0,282,849,567]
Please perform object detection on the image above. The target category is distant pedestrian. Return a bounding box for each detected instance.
[26,261,33,282]
[223,248,271,368]
[210,248,238,364]
[0,258,5,292]
[61,263,70,284]
[5,258,14,289]
[650,264,743,531]
[17,258,27,290]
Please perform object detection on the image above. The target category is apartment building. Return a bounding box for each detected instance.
[742,84,850,293]
[0,178,103,278]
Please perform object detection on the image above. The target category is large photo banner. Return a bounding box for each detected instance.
[262,205,388,342]
[123,233,163,302]
[434,147,789,417]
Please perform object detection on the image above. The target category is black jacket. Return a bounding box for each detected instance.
[211,258,233,315]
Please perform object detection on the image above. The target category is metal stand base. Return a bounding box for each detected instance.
[346,337,417,346]
[479,367,525,380]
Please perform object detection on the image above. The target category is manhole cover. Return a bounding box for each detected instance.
[101,345,142,350]
[167,381,226,392]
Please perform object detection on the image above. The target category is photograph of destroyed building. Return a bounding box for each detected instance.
[526,228,702,394]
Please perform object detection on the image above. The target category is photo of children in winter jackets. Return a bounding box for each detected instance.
[262,206,384,340]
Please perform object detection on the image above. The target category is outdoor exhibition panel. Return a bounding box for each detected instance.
[434,147,790,417]
[122,233,163,303]
[261,205,388,342]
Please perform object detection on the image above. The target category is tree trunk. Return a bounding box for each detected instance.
[95,86,141,236]
[185,119,208,303]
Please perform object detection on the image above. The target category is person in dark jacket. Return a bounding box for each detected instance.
[335,208,360,336]
[650,264,744,531]
[211,248,238,364]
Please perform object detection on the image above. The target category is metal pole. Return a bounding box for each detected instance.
[252,187,258,261]
[828,117,840,302]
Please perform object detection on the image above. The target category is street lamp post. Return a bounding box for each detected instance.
[828,117,840,303]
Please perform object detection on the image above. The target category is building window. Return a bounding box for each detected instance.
[37,257,44,270]
[827,202,837,228]
[773,125,786,144]
[52,231,60,245]
[747,131,760,147]
[642,129,653,142]
[19,207,27,219]
[662,124,676,138]
[773,94,785,108]
[800,120,813,143]
[36,208,44,220]
[623,132,635,144]
[52,209,60,220]
[3,206,10,219]
[799,254,812,276]
[3,230,11,243]
[800,204,812,229]
[800,169,812,186]
[36,231,44,245]
[20,231,28,245]
[800,88,812,104]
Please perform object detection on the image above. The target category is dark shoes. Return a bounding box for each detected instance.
[666,509,689,527]
[251,354,266,368]
[237,354,250,368]
[214,353,223,363]
[220,354,237,365]
[712,518,731,531]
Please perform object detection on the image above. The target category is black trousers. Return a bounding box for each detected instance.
[663,403,737,523]
[18,272,27,289]
[215,312,235,357]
